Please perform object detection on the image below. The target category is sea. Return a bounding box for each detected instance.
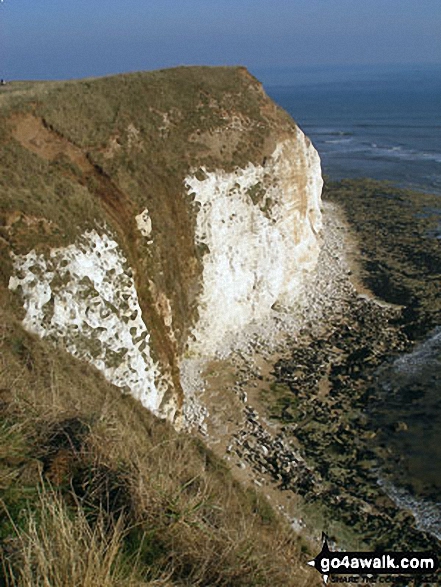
[257,63,441,195]
[255,64,441,541]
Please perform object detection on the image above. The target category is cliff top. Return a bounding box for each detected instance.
[0,65,304,353]
[0,66,321,586]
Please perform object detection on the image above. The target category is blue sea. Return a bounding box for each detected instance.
[255,64,441,540]
[256,64,441,195]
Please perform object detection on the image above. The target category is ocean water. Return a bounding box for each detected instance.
[373,329,441,540]
[257,65,441,540]
[260,64,441,195]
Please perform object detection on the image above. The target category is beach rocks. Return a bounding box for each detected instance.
[230,409,315,494]
[195,199,439,559]
[220,202,439,554]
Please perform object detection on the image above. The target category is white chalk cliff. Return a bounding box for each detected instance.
[9,231,171,416]
[5,67,323,424]
[186,134,322,355]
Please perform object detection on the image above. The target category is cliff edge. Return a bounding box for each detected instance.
[1,66,322,424]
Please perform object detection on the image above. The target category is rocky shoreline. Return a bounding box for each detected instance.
[189,190,441,570]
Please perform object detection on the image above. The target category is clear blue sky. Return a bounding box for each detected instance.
[1,0,441,80]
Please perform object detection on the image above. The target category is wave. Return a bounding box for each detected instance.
[318,139,441,165]
[377,474,441,542]
[391,328,441,377]
[353,123,441,130]
[378,146,441,164]
[308,123,441,135]
[309,129,354,137]
[373,327,441,401]
[373,329,441,545]
[324,138,354,145]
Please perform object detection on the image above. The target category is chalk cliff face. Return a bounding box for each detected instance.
[8,231,171,416]
[1,66,322,424]
[186,133,322,355]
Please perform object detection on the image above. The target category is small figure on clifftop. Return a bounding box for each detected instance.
[0,79,6,86]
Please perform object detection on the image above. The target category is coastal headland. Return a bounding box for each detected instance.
[1,67,440,585]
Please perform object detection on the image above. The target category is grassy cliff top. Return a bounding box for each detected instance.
[0,65,295,243]
[0,69,321,585]
[0,66,299,355]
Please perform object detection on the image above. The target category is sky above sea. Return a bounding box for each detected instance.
[1,1,440,193]
[0,0,440,80]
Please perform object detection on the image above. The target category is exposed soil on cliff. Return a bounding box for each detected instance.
[1,67,305,421]
[8,112,185,411]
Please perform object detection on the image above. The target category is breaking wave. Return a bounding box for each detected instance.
[378,475,441,542]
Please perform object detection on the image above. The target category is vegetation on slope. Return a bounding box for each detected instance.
[0,67,295,349]
[0,66,300,417]
[0,306,318,586]
[0,68,322,585]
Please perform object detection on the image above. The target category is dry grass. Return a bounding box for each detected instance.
[0,66,293,353]
[2,490,144,587]
[0,66,320,585]
[0,308,319,586]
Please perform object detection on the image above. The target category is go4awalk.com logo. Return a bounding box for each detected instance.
[308,534,439,584]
